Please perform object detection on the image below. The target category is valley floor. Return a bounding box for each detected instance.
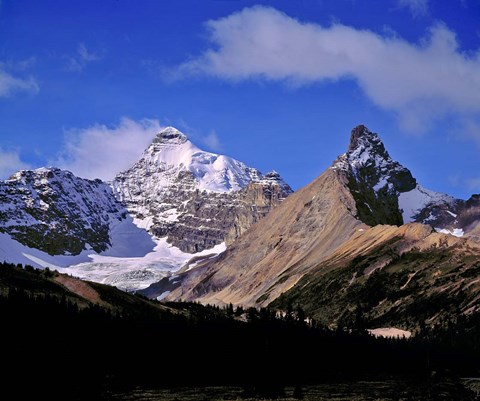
[106,378,478,400]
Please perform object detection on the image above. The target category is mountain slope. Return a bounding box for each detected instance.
[272,222,480,329]
[154,158,365,305]
[151,125,480,326]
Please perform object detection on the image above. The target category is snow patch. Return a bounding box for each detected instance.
[368,327,412,339]
[62,239,226,291]
[0,216,226,291]
[398,185,454,223]
[436,228,464,237]
[157,291,171,301]
[373,177,388,192]
[446,210,457,218]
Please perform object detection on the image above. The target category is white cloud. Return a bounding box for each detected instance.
[55,118,162,180]
[0,148,31,179]
[175,6,480,134]
[175,119,223,152]
[65,43,101,72]
[0,68,38,97]
[202,130,222,151]
[398,0,429,17]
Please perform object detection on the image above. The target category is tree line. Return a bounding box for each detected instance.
[0,261,479,399]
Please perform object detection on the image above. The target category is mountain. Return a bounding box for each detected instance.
[111,126,292,253]
[339,125,480,237]
[0,127,292,291]
[148,125,480,330]
[0,167,127,256]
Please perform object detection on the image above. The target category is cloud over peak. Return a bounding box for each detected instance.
[55,118,162,180]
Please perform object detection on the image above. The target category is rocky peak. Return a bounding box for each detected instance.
[334,125,416,226]
[112,127,293,253]
[347,126,402,178]
[345,125,416,191]
[348,125,380,152]
[151,126,188,145]
[262,170,282,181]
[256,171,293,197]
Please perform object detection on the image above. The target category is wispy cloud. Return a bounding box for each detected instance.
[202,130,222,151]
[65,43,101,72]
[0,67,38,97]
[0,148,31,179]
[55,118,162,180]
[398,0,429,17]
[175,120,223,152]
[173,6,480,135]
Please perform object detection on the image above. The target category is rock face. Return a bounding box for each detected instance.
[149,125,480,330]
[339,125,417,226]
[334,125,480,238]
[0,168,125,255]
[111,127,292,253]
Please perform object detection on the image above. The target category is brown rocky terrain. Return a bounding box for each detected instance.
[161,164,365,305]
[272,222,480,329]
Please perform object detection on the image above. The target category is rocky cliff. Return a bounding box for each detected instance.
[0,167,126,255]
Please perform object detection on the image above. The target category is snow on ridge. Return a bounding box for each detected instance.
[330,154,349,171]
[436,227,464,238]
[398,185,455,223]
[120,127,262,193]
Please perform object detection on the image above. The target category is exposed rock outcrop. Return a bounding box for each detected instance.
[0,168,125,255]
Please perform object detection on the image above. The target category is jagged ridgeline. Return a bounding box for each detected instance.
[151,125,480,332]
[0,127,292,260]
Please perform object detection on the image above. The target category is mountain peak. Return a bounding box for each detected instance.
[347,125,385,156]
[348,124,369,152]
[152,126,188,145]
[336,125,417,226]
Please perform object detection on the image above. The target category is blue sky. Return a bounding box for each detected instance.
[1,0,480,199]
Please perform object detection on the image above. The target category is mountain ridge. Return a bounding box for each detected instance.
[148,125,480,330]
[0,127,292,290]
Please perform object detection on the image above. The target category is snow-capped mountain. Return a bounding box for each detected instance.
[147,125,480,332]
[0,127,292,290]
[0,167,126,255]
[111,126,293,252]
